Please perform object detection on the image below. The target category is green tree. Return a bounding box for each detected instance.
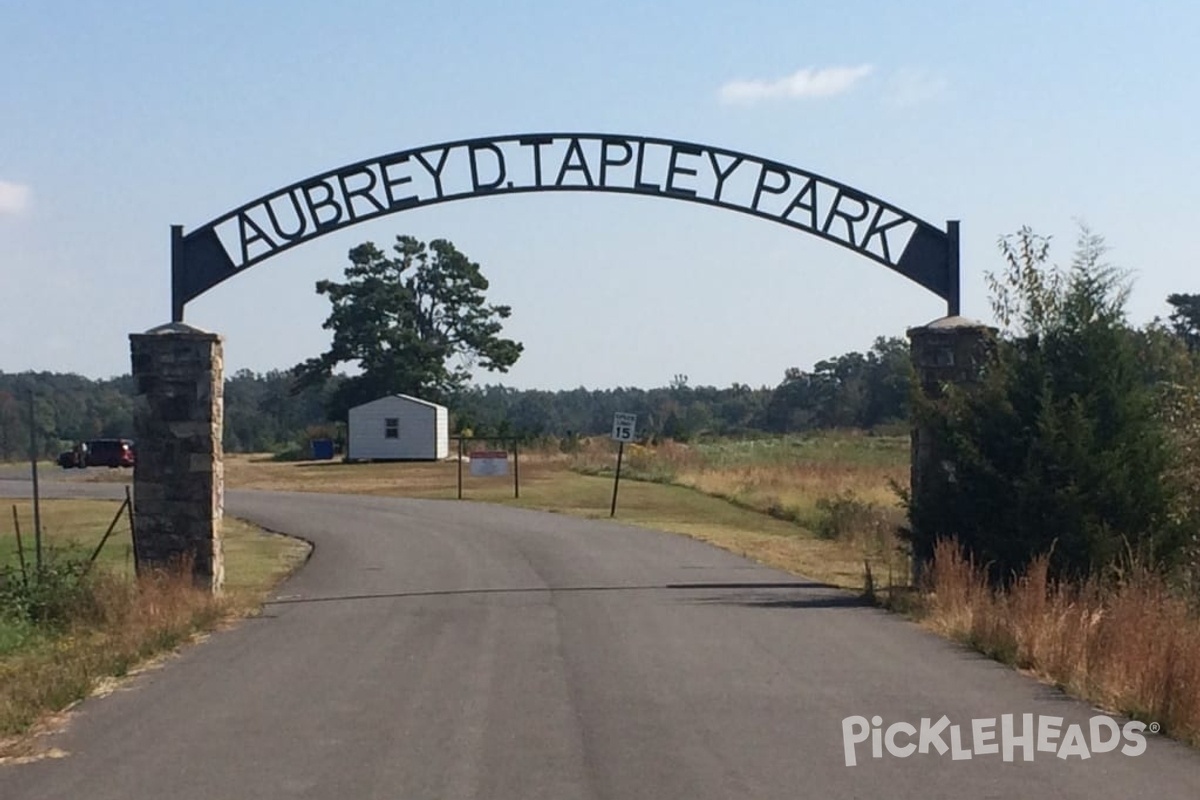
[905,225,1189,583]
[764,367,820,432]
[293,236,524,420]
[1166,293,1200,351]
[862,337,912,428]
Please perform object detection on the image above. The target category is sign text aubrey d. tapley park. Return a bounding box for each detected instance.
[172,133,960,321]
[224,135,916,269]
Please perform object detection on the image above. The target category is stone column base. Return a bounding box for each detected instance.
[906,315,997,584]
[129,323,225,593]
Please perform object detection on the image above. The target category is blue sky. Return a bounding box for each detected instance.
[2,1,1197,390]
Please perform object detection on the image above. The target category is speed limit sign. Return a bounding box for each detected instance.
[611,412,637,443]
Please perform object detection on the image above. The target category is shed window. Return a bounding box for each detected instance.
[384,418,399,439]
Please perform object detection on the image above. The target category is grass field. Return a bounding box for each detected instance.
[0,497,309,596]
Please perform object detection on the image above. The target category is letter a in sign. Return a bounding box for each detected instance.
[611,413,637,443]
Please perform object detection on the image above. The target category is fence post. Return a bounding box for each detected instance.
[127,485,141,579]
[11,505,28,588]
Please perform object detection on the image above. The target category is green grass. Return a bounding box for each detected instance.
[220,516,312,594]
[689,431,910,470]
[0,617,42,658]
[0,498,307,590]
[0,498,133,579]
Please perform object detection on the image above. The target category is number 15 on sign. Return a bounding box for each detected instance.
[610,413,636,517]
[611,413,636,443]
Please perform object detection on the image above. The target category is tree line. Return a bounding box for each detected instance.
[0,336,915,461]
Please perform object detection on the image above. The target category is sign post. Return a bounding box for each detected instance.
[455,436,520,500]
[457,436,464,500]
[609,412,636,517]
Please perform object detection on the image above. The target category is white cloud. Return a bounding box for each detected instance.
[719,65,874,105]
[0,181,30,214]
[887,68,949,108]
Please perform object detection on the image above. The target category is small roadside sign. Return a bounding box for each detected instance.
[469,450,509,477]
[609,412,636,517]
[611,412,637,443]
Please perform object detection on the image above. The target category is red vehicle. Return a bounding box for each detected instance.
[57,449,81,469]
[82,438,136,468]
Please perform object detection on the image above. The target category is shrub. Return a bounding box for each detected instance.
[0,555,98,629]
[815,490,904,556]
[904,226,1196,583]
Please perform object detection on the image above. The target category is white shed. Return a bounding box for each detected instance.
[346,394,450,461]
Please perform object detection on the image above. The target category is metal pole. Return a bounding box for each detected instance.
[457,436,463,500]
[513,439,520,499]
[28,392,42,571]
[946,220,961,317]
[610,441,625,518]
[127,485,141,579]
[85,496,131,572]
[171,224,185,323]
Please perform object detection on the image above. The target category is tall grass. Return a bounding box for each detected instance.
[562,433,906,512]
[924,538,1200,746]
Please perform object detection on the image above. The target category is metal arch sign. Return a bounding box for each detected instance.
[171,133,960,322]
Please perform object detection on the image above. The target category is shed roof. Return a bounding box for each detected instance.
[350,394,446,411]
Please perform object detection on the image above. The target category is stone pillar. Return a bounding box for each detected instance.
[906,316,997,583]
[129,323,224,593]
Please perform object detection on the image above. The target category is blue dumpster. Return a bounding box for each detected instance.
[310,439,335,460]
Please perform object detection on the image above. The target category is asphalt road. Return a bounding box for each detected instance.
[1,477,1198,799]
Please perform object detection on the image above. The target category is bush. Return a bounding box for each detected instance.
[0,555,98,629]
[815,491,904,558]
[904,226,1197,583]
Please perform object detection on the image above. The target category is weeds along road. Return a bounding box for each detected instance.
[2,477,1199,799]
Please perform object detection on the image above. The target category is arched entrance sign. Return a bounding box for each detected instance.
[170,133,960,321]
[135,132,973,592]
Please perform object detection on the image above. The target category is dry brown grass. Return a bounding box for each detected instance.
[0,569,225,739]
[563,435,907,521]
[923,538,1200,746]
